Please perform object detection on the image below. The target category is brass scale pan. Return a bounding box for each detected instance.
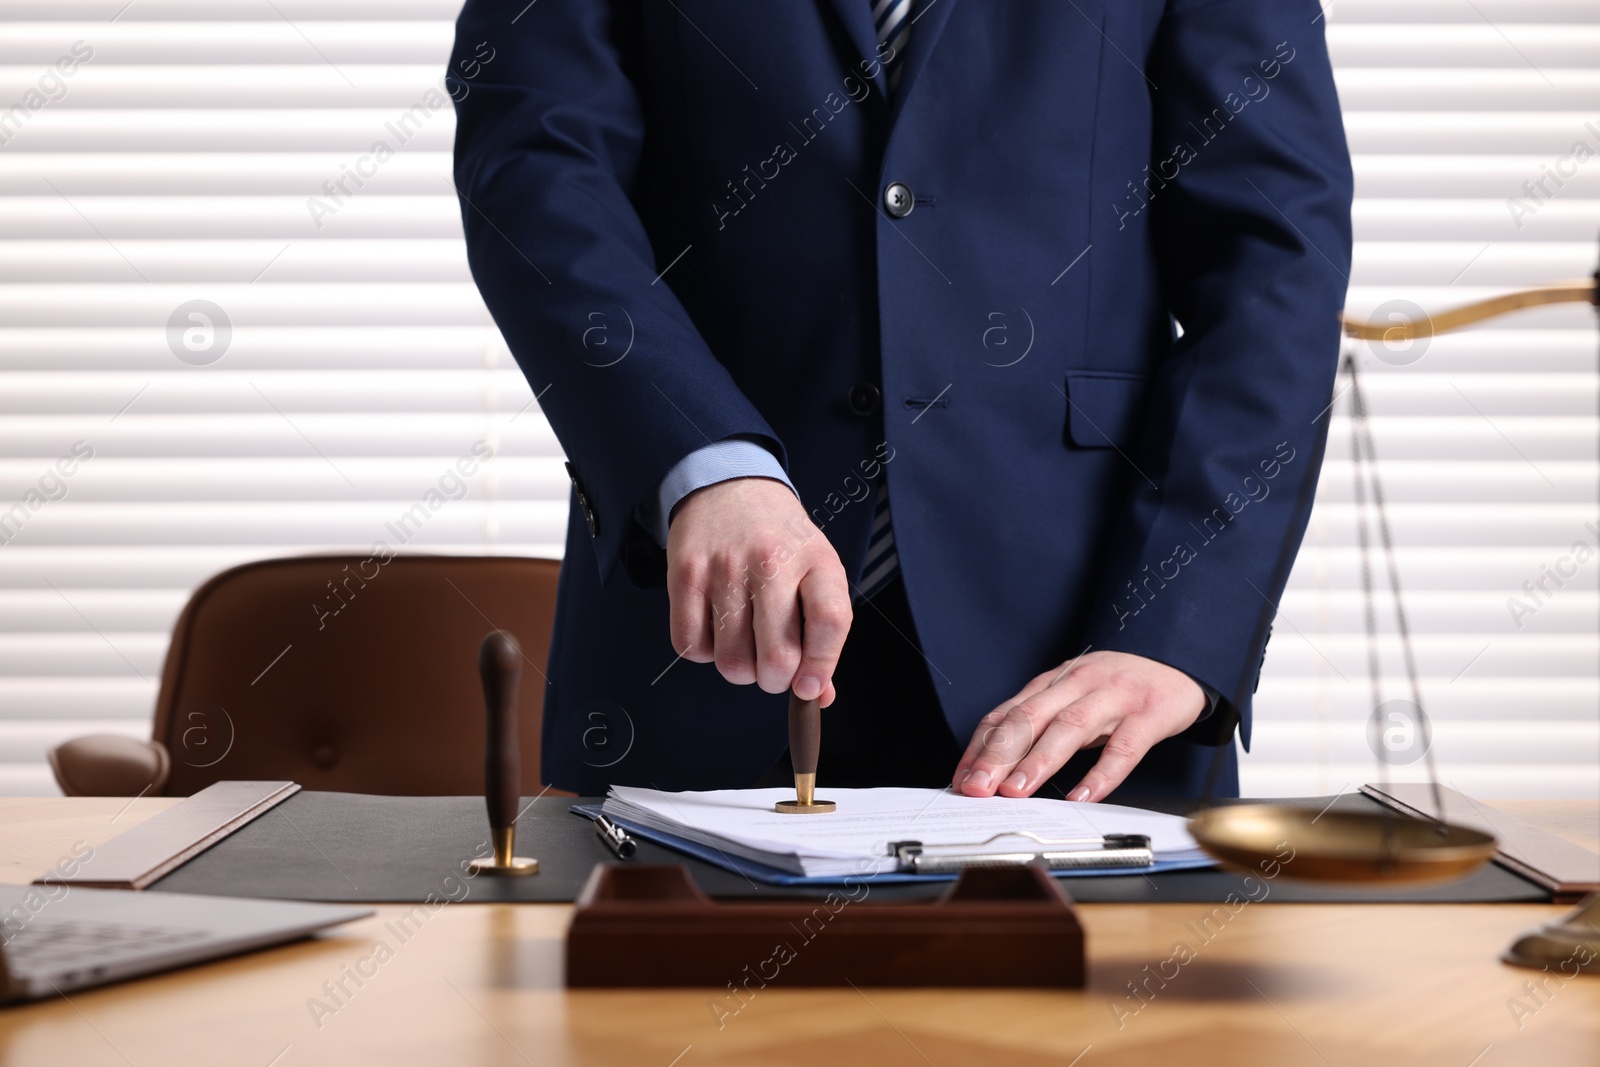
[1187,277,1596,885]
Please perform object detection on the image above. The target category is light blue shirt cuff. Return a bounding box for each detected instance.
[638,440,797,547]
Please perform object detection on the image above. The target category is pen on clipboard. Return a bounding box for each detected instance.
[594,813,637,859]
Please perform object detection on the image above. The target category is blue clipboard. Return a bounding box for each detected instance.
[571,803,1217,887]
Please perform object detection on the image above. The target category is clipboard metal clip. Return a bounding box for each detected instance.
[889,831,1154,874]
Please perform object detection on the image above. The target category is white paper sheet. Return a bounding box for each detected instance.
[603,786,1207,877]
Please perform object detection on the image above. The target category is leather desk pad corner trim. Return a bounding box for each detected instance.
[38,780,300,890]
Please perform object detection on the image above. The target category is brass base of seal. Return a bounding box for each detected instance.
[470,856,540,875]
[775,800,836,814]
[775,773,835,814]
[469,825,540,875]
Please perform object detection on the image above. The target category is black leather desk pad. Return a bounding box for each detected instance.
[148,791,1551,905]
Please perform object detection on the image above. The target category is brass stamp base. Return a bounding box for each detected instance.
[774,800,836,814]
[469,856,540,876]
[471,826,538,874]
[777,771,833,813]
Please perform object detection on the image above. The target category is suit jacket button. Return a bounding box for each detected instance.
[847,382,882,416]
[883,182,914,218]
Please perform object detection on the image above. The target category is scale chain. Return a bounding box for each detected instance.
[1343,350,1447,825]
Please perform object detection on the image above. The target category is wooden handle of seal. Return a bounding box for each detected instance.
[788,690,822,778]
[479,631,523,832]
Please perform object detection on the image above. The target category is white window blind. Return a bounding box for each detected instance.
[1255,0,1599,798]
[0,0,562,796]
[0,1,1595,798]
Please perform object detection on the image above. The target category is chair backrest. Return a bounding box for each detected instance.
[151,554,560,796]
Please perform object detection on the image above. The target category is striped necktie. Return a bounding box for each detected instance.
[857,0,911,601]
[873,0,913,92]
[857,483,900,600]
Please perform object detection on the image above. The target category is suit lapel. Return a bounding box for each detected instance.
[886,0,957,129]
[823,0,890,100]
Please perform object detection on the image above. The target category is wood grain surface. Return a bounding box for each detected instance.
[1,798,1596,1066]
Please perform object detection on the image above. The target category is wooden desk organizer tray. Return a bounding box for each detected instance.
[566,863,1085,987]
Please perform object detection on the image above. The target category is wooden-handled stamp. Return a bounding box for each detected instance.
[469,631,539,875]
[775,690,835,814]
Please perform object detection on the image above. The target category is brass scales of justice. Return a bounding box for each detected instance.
[1186,263,1600,973]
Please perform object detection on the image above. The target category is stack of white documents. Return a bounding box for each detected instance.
[602,785,1213,878]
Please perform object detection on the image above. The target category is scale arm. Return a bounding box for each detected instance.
[1342,277,1598,341]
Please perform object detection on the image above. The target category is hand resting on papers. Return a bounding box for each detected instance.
[953,650,1208,802]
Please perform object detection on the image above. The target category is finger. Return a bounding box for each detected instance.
[710,566,758,686]
[952,677,1090,792]
[954,692,1076,797]
[955,689,1061,772]
[749,562,802,694]
[819,678,838,708]
[1000,692,1117,797]
[667,554,715,662]
[792,566,851,701]
[1066,720,1160,803]
[1010,653,1092,707]
[952,710,1014,789]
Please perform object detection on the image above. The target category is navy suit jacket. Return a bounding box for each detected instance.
[450,0,1353,794]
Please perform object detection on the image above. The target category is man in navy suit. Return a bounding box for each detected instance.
[450,0,1352,800]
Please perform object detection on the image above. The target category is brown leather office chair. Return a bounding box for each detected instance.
[48,554,561,797]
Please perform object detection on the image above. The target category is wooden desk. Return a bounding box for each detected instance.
[2,798,1597,1066]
